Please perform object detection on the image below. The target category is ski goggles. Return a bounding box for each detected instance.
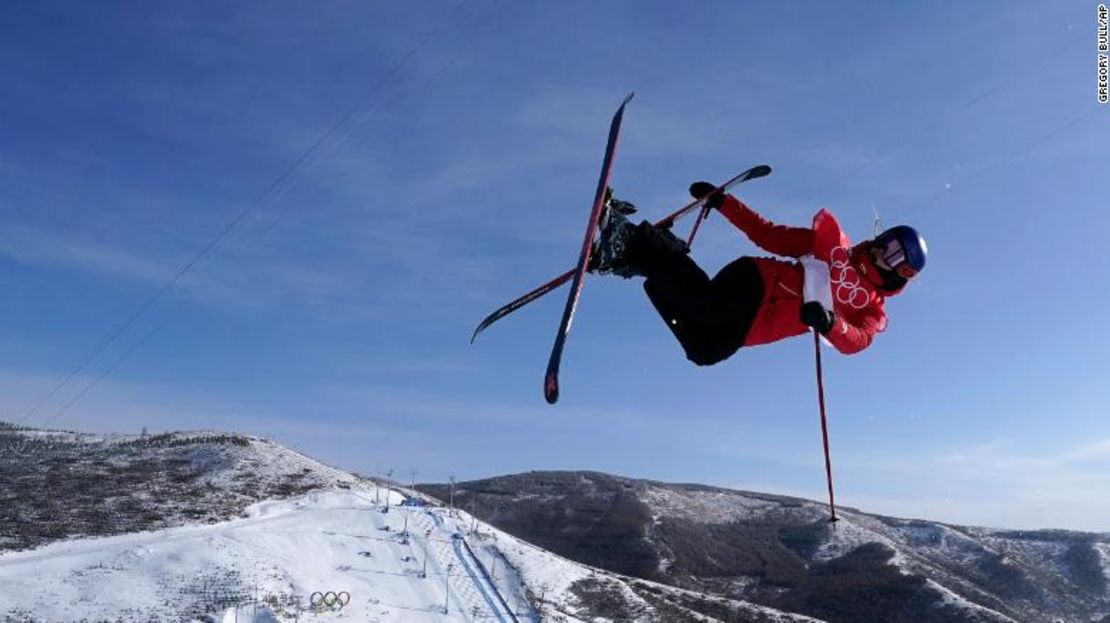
[871,239,918,280]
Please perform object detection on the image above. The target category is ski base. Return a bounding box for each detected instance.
[543,92,635,404]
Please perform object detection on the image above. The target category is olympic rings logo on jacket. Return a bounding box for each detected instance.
[716,198,888,354]
[829,246,870,310]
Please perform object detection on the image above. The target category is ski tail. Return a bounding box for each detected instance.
[655,164,772,228]
[685,165,771,245]
[470,268,574,344]
[544,92,634,404]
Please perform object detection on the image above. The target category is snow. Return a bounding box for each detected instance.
[0,489,541,622]
[3,427,829,622]
[1097,542,1110,579]
[5,425,1098,621]
[982,535,1069,579]
[462,513,595,620]
[923,579,1019,622]
[640,485,805,524]
[810,512,909,563]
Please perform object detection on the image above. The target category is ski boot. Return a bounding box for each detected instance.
[588,189,641,278]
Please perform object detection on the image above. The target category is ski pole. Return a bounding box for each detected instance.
[686,204,711,246]
[813,330,839,523]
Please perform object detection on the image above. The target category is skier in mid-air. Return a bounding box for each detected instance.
[589,182,927,365]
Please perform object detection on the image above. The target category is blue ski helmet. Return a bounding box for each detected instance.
[872,225,927,280]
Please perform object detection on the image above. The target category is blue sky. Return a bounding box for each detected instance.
[2,1,1108,531]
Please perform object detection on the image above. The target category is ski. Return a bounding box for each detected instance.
[471,164,772,344]
[544,92,634,404]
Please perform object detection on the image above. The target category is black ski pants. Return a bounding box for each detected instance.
[641,255,764,366]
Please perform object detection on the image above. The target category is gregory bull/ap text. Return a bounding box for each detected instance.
[1100,4,1108,102]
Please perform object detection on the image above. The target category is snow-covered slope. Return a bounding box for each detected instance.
[0,424,815,622]
[1,489,520,621]
[17,423,1098,622]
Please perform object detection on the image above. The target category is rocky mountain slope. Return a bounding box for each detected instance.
[418,471,1110,623]
[0,421,361,553]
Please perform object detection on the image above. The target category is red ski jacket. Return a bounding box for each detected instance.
[717,196,889,354]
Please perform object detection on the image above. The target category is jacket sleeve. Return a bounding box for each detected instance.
[717,195,816,258]
[825,303,887,355]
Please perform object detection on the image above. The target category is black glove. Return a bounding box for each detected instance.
[800,301,836,335]
[688,181,726,210]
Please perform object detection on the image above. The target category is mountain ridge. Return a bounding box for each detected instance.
[417,470,1110,623]
[4,423,1107,622]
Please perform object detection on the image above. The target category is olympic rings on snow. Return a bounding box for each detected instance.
[310,591,351,610]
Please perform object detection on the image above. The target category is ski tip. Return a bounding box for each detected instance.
[752,164,772,178]
[544,375,560,404]
[622,92,635,106]
[471,310,501,344]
